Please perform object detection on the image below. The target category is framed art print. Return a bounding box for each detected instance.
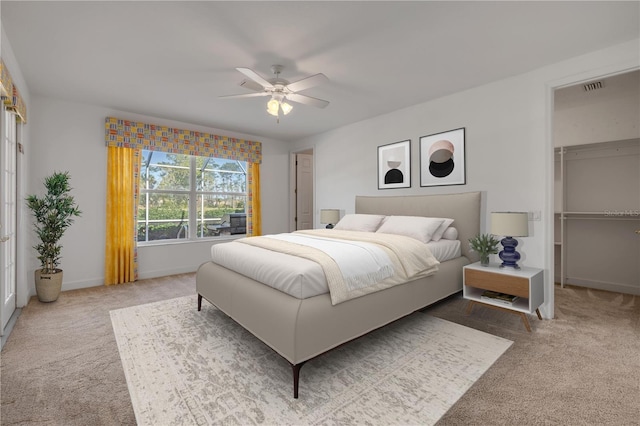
[420,128,465,187]
[378,139,411,189]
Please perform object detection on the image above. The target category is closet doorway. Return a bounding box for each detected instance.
[289,148,314,231]
[553,69,640,296]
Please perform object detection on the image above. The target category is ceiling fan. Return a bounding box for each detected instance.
[220,65,330,119]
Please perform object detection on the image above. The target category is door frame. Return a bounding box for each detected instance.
[545,62,640,320]
[0,108,20,346]
[289,147,314,232]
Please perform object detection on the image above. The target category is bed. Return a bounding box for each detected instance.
[197,191,481,398]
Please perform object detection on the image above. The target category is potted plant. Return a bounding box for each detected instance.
[469,233,500,266]
[26,171,81,302]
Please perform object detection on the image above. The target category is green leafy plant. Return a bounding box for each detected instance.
[469,233,500,264]
[26,172,82,274]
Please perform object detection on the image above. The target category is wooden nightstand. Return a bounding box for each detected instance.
[463,262,544,332]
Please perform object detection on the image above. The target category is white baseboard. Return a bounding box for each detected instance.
[564,277,640,296]
[1,308,22,349]
[137,265,198,281]
[57,266,198,293]
[61,277,105,292]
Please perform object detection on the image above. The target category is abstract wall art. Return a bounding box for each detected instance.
[420,128,466,187]
[378,139,411,189]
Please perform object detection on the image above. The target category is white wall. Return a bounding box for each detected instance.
[26,97,290,296]
[554,70,640,147]
[293,39,640,319]
[302,73,549,260]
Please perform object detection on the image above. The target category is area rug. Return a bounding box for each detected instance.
[111,296,512,425]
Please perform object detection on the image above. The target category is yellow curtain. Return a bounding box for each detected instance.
[105,146,140,285]
[247,162,261,236]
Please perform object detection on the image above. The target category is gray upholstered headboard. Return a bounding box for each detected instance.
[355,191,481,262]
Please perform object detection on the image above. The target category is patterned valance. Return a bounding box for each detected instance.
[105,117,262,164]
[0,58,27,123]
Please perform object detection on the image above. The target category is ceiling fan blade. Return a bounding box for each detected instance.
[286,73,329,92]
[236,67,274,90]
[219,92,269,99]
[286,93,330,108]
[239,79,264,92]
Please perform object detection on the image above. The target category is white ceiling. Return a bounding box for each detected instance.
[2,1,638,142]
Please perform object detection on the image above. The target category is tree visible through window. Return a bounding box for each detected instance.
[138,150,246,242]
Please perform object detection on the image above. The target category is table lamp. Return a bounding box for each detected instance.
[320,209,340,229]
[491,212,529,269]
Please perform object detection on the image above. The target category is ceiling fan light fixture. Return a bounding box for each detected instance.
[266,98,280,116]
[281,101,293,115]
[223,65,328,119]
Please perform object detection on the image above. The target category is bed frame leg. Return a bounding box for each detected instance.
[291,361,306,399]
[197,294,202,311]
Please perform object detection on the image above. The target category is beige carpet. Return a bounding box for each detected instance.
[111,296,512,425]
[0,274,195,425]
[1,274,638,425]
[426,285,640,425]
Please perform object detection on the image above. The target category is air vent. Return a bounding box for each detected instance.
[583,81,604,92]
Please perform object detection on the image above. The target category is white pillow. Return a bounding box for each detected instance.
[376,216,445,243]
[441,227,459,240]
[431,218,455,242]
[334,214,386,232]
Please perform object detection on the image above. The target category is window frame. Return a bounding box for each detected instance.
[137,150,247,245]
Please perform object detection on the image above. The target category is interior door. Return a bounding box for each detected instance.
[0,108,17,333]
[295,153,313,230]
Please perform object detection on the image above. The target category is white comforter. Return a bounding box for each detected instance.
[213,229,440,305]
[263,233,395,292]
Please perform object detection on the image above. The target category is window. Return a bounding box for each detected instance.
[138,150,247,243]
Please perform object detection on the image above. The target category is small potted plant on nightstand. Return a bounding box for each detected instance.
[26,171,82,302]
[469,233,500,267]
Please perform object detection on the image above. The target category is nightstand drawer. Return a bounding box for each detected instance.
[464,269,529,298]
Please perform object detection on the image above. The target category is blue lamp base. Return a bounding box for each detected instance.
[498,236,521,269]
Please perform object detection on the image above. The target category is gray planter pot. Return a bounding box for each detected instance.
[35,269,63,302]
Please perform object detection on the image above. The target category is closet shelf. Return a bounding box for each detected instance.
[558,211,639,220]
[554,139,639,294]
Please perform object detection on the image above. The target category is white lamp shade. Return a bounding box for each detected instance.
[281,101,293,115]
[320,209,340,224]
[266,98,280,116]
[491,212,529,237]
